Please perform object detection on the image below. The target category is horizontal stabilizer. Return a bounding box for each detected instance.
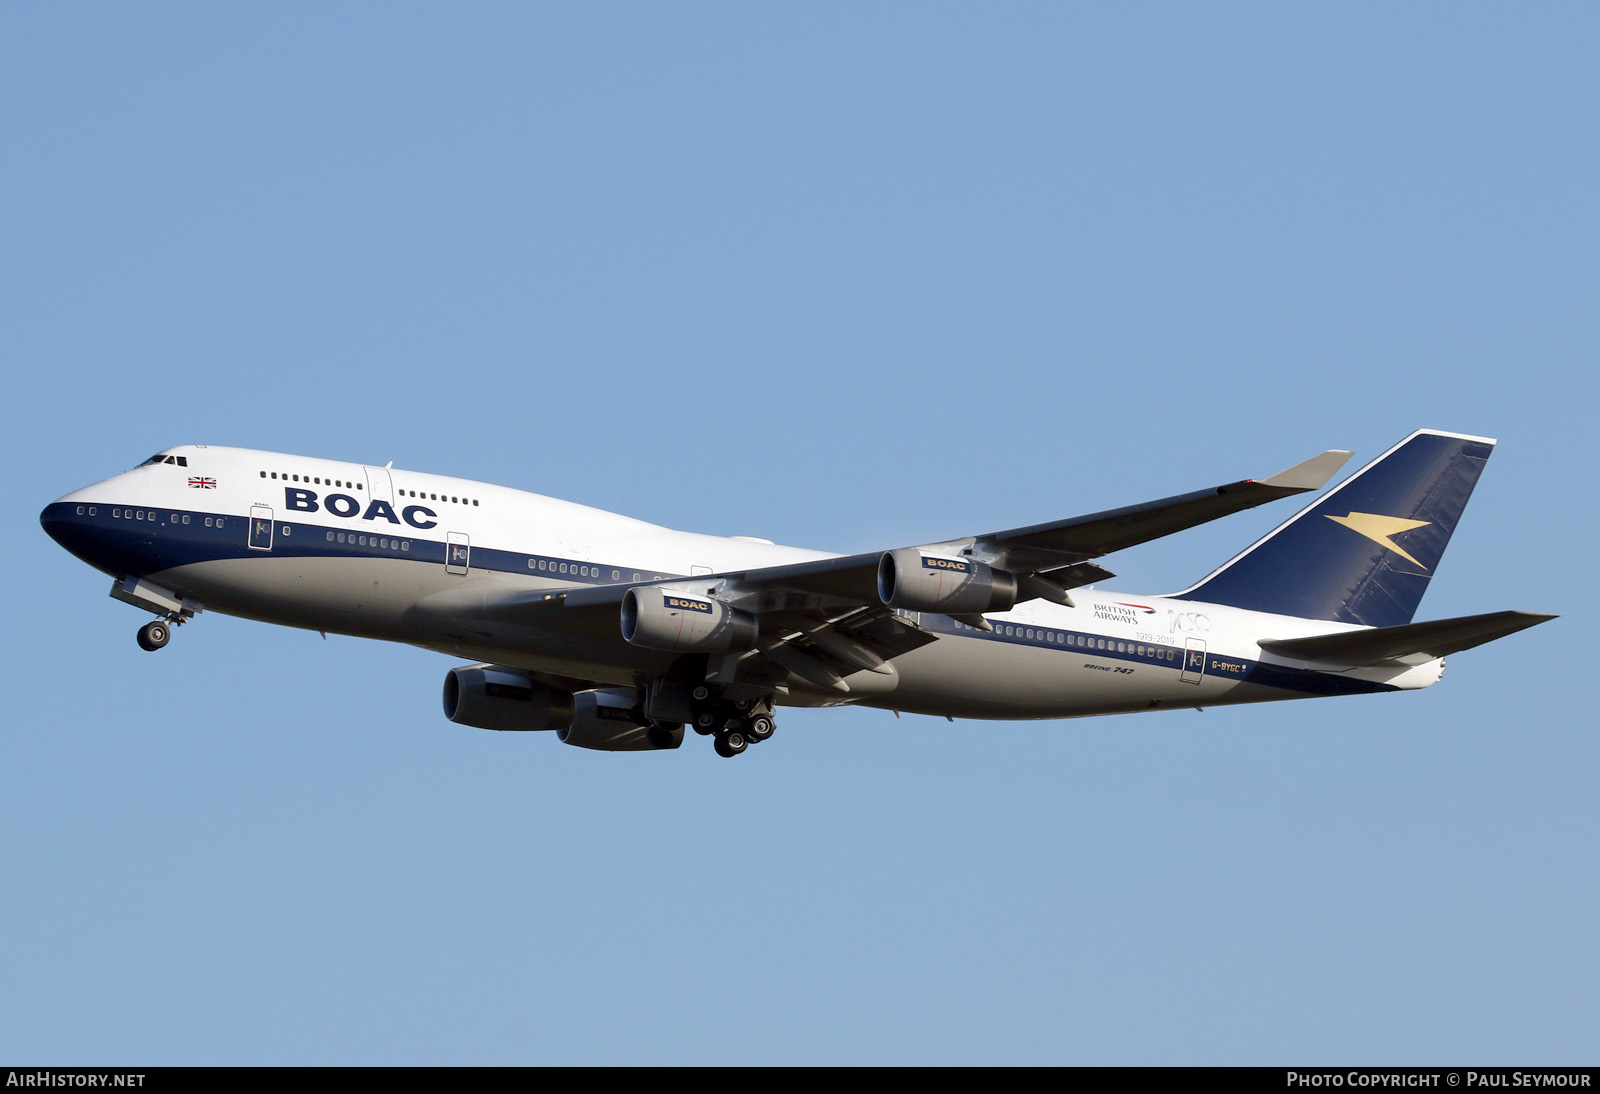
[1259,610,1555,666]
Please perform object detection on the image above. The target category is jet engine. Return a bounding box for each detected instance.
[877,549,1017,614]
[559,688,684,751]
[620,587,758,652]
[442,664,573,732]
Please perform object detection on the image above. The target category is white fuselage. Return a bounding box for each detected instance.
[43,445,1442,720]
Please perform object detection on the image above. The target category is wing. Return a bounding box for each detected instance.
[419,446,1353,693]
[698,446,1354,610]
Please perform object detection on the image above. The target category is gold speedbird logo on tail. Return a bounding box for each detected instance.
[1325,512,1432,568]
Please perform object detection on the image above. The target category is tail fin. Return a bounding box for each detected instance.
[1172,429,1495,628]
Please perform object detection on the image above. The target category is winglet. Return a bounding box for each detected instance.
[1258,450,1354,492]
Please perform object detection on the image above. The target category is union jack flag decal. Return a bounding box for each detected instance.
[188,477,216,489]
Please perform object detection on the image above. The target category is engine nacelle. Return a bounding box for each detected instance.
[442,664,573,732]
[877,549,1018,615]
[559,689,684,751]
[620,587,758,652]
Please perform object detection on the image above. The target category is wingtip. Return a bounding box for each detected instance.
[1259,449,1355,492]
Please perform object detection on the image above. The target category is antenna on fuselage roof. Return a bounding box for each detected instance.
[384,461,393,468]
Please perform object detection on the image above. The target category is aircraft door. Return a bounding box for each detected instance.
[364,466,394,504]
[1180,638,1207,684]
[446,532,470,575]
[249,506,274,551]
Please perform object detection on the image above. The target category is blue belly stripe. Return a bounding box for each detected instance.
[42,502,1398,699]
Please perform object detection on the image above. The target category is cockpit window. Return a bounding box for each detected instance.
[139,454,189,467]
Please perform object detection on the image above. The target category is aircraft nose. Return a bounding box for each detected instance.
[42,498,91,554]
[41,498,129,577]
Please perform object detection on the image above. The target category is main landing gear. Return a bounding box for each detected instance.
[688,684,777,759]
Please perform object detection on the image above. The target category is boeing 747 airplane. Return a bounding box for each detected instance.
[40,429,1552,757]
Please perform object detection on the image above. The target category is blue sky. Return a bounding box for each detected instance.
[3,3,1595,1064]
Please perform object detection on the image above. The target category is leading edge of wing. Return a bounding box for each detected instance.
[946,446,1354,572]
[730,445,1353,598]
[442,444,1353,626]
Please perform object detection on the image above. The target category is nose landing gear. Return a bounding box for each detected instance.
[112,576,200,653]
[136,620,171,651]
[135,609,193,652]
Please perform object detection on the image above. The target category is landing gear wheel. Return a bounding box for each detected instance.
[713,729,748,758]
[693,710,720,735]
[137,620,170,651]
[744,714,776,743]
[646,722,684,750]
